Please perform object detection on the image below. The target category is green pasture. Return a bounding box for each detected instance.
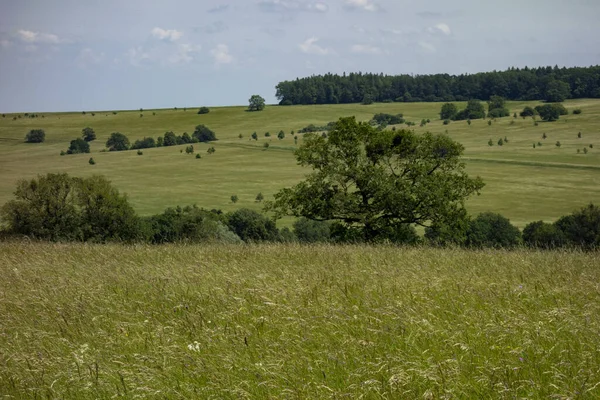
[1,100,599,227]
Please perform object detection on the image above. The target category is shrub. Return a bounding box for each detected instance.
[251,132,258,140]
[185,145,194,154]
[573,108,582,114]
[439,103,457,120]
[156,137,164,147]
[523,221,567,249]
[453,99,486,120]
[163,131,178,147]
[230,195,238,204]
[25,129,45,143]
[81,127,96,142]
[67,138,90,154]
[488,120,492,126]
[520,106,537,117]
[537,141,542,146]
[443,119,450,125]
[466,212,521,248]
[535,104,563,121]
[488,139,493,146]
[207,146,216,154]
[131,137,156,150]
[277,130,285,140]
[542,132,547,139]
[197,107,210,114]
[554,204,600,249]
[263,142,270,149]
[578,132,582,138]
[143,206,240,244]
[226,208,279,242]
[60,150,66,156]
[372,113,405,125]
[193,125,216,142]
[106,132,130,151]
[497,138,503,146]
[0,174,141,242]
[196,153,201,159]
[556,141,561,147]
[467,119,471,125]
[238,134,243,139]
[89,157,95,165]
[293,218,331,243]
[584,147,588,154]
[137,149,143,155]
[487,108,510,118]
[265,132,271,137]
[255,192,264,202]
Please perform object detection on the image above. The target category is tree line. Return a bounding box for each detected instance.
[275,65,600,105]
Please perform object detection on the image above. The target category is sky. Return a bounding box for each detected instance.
[1,0,599,112]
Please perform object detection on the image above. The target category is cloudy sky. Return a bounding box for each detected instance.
[1,0,599,112]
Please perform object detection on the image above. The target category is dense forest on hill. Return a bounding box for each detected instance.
[275,65,600,105]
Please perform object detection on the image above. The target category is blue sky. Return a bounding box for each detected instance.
[1,0,599,112]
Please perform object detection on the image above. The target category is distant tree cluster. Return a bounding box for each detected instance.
[106,125,217,151]
[275,65,600,105]
[25,129,46,143]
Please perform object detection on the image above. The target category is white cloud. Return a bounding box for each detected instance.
[127,47,150,66]
[76,48,105,68]
[151,27,183,41]
[210,44,233,65]
[418,41,436,53]
[428,23,451,36]
[17,29,61,44]
[169,44,201,65]
[344,0,380,12]
[299,37,330,55]
[351,44,385,55]
[0,39,11,48]
[258,0,328,13]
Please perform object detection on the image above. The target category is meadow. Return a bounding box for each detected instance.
[0,100,599,227]
[0,243,599,398]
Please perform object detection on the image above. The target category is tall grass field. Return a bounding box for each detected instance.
[0,243,599,398]
[1,99,599,227]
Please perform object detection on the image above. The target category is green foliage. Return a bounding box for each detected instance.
[440,103,457,120]
[453,100,486,120]
[263,142,270,149]
[181,132,194,144]
[556,141,561,147]
[238,133,243,139]
[267,117,484,242]
[67,138,90,154]
[372,113,405,125]
[488,120,492,126]
[277,130,285,140]
[467,119,471,125]
[554,204,600,249]
[81,127,96,142]
[265,132,271,137]
[488,139,493,146]
[424,208,470,246]
[248,95,266,112]
[137,149,143,156]
[131,137,156,150]
[195,153,201,159]
[497,138,503,146]
[542,132,547,139]
[535,104,561,121]
[578,132,582,138]
[361,94,373,105]
[544,80,571,102]
[193,125,217,142]
[25,129,45,143]
[255,192,264,202]
[197,107,210,114]
[106,132,130,151]
[88,157,95,165]
[162,131,178,147]
[207,146,216,154]
[487,96,510,118]
[443,119,450,125]
[465,212,522,248]
[584,147,588,154]
[60,150,66,156]
[519,106,536,117]
[0,173,141,242]
[573,108,582,115]
[226,208,279,242]
[523,221,567,249]
[142,205,240,244]
[156,136,163,147]
[230,195,238,204]
[185,145,194,154]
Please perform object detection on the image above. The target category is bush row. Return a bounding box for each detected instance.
[1,173,598,248]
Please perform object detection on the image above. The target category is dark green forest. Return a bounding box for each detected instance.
[275,65,600,105]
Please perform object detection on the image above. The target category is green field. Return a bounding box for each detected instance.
[1,243,599,398]
[1,100,599,227]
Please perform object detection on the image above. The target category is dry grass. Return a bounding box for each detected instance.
[1,243,599,398]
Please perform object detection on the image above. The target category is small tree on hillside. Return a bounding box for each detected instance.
[440,103,458,120]
[231,195,239,204]
[197,107,210,114]
[278,130,285,140]
[106,132,130,151]
[67,138,90,154]
[193,125,216,142]
[255,192,264,202]
[81,127,96,142]
[248,95,266,112]
[25,129,46,143]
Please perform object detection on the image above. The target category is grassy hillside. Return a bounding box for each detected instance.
[0,243,599,398]
[1,100,599,227]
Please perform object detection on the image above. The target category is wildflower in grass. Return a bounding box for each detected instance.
[187,341,200,352]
